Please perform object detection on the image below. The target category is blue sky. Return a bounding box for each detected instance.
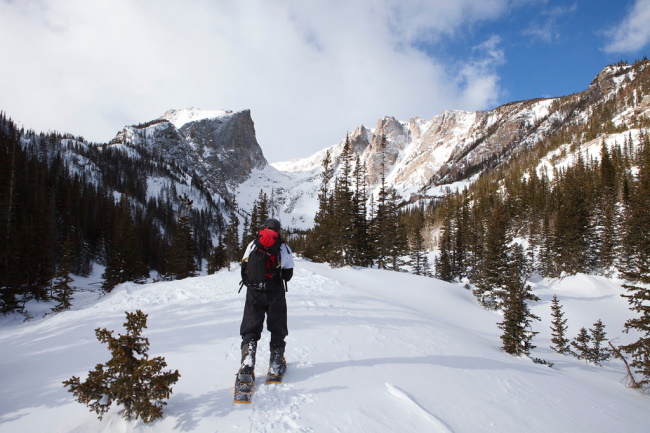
[465,0,649,102]
[1,0,649,162]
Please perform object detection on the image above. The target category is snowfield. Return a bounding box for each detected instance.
[0,260,648,433]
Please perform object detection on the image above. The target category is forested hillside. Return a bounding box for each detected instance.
[289,61,650,291]
[0,115,234,316]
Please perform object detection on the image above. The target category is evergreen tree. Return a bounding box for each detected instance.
[102,197,148,292]
[619,131,650,387]
[589,319,611,366]
[249,190,270,239]
[550,295,571,354]
[571,327,592,360]
[305,151,335,262]
[510,243,532,282]
[498,273,540,356]
[372,135,392,269]
[434,217,454,282]
[50,237,75,313]
[385,188,407,272]
[330,136,356,267]
[451,195,470,279]
[207,234,228,274]
[409,208,431,276]
[620,282,650,387]
[224,201,241,265]
[539,215,558,277]
[165,195,198,280]
[0,128,20,313]
[351,156,372,267]
[553,156,593,274]
[595,142,619,273]
[63,310,180,423]
[474,203,510,309]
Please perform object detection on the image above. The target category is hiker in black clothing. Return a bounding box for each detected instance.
[238,218,294,377]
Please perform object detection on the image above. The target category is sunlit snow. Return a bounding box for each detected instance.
[0,261,647,433]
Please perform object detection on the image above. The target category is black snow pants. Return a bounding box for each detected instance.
[240,287,288,348]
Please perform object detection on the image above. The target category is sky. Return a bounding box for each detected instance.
[1,0,650,163]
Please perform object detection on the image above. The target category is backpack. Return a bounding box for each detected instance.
[244,228,282,290]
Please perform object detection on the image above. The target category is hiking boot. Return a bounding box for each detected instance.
[269,345,286,376]
[240,340,257,374]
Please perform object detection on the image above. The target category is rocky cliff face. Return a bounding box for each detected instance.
[110,108,267,201]
[279,61,650,203]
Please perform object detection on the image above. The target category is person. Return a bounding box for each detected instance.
[238,218,294,377]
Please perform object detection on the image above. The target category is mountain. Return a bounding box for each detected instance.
[2,60,649,302]
[275,60,650,207]
[110,108,266,200]
[11,61,647,233]
[0,260,646,432]
[105,107,320,230]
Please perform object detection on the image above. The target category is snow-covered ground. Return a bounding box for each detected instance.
[0,260,647,433]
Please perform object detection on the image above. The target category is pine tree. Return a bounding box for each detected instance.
[435,217,454,282]
[330,136,356,267]
[539,215,558,277]
[305,151,335,262]
[553,156,593,274]
[571,327,592,360]
[0,128,19,313]
[63,310,180,423]
[249,190,270,240]
[351,157,372,267]
[207,234,228,274]
[409,208,431,276]
[102,197,148,292]
[165,195,197,280]
[386,188,407,272]
[620,282,650,387]
[619,131,650,387]
[498,273,540,356]
[451,196,469,279]
[595,142,619,273]
[589,319,611,366]
[550,295,571,354]
[224,201,241,265]
[50,237,75,313]
[474,203,510,309]
[372,135,392,269]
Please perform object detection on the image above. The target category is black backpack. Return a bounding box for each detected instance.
[244,228,282,290]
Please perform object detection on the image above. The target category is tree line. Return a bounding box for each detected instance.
[0,114,227,316]
[429,128,650,386]
[290,135,430,276]
[283,64,650,386]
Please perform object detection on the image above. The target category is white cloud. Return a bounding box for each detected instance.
[604,0,650,53]
[0,0,510,161]
[458,36,505,108]
[520,2,577,43]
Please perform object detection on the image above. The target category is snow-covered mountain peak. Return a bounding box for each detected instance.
[159,108,240,129]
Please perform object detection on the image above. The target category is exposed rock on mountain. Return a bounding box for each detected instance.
[276,61,649,206]
[110,108,267,201]
[9,61,650,234]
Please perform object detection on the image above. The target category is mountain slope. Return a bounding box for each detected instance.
[274,60,650,206]
[0,262,646,433]
[108,108,319,229]
[9,61,648,233]
[110,108,266,198]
